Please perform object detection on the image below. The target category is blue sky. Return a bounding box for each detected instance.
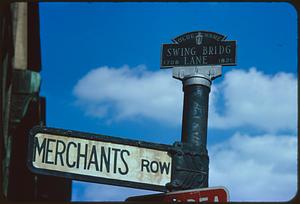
[39,2,297,202]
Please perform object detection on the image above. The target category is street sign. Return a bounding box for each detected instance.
[126,186,229,202]
[27,126,172,192]
[161,31,236,68]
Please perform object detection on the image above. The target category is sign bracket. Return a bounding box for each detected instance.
[166,142,209,191]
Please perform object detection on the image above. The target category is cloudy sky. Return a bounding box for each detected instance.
[39,2,297,202]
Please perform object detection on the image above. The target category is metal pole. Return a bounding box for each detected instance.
[167,66,221,191]
[181,75,211,147]
[181,75,211,188]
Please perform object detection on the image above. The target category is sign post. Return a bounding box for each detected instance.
[161,31,236,191]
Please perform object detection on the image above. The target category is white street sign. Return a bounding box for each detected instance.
[28,126,172,191]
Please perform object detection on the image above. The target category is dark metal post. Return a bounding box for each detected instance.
[162,31,236,193]
[167,66,221,191]
[180,75,211,188]
[181,79,210,147]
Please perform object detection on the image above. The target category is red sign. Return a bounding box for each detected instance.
[126,186,229,202]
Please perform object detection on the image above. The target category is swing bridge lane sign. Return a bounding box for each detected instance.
[27,126,172,192]
[161,31,237,68]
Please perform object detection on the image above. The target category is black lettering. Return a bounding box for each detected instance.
[150,161,159,173]
[45,139,56,164]
[66,142,76,168]
[141,159,150,172]
[33,137,47,162]
[100,146,110,173]
[159,161,171,175]
[112,148,121,174]
[87,145,99,171]
[77,143,88,169]
[119,150,130,175]
[54,140,66,166]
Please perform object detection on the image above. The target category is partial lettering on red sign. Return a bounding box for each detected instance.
[164,187,229,202]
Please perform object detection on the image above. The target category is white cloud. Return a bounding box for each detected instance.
[73,65,297,133]
[73,65,183,125]
[209,67,297,133]
[209,133,297,201]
